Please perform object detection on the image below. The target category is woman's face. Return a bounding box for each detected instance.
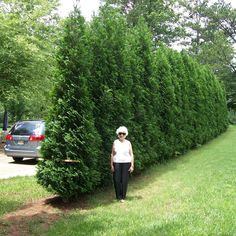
[118,132,126,141]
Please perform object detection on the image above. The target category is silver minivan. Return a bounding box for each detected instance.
[4,120,45,162]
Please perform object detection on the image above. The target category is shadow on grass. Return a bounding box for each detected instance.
[37,152,194,212]
[41,158,185,213]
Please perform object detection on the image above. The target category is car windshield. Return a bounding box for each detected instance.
[10,121,45,135]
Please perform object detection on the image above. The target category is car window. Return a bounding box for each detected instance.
[10,122,45,135]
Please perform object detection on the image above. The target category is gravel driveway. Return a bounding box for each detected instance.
[0,151,37,179]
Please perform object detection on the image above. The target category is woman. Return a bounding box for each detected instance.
[111,126,134,202]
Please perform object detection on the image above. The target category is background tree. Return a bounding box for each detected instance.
[206,0,236,45]
[179,0,236,109]
[0,0,59,123]
[203,0,236,109]
[103,0,184,45]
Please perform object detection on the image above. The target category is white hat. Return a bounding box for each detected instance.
[116,126,128,136]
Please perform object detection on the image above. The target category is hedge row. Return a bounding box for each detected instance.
[36,7,228,199]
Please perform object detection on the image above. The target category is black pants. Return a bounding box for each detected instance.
[113,162,131,200]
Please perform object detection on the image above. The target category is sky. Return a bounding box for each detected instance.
[58,0,236,20]
[58,0,100,20]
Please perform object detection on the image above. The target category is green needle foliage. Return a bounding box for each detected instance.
[37,6,228,200]
[37,9,102,198]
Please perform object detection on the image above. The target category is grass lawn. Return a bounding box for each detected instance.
[1,126,236,235]
[0,176,51,235]
[44,126,236,236]
[0,177,50,217]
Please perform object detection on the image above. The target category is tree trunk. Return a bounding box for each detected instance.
[3,110,8,131]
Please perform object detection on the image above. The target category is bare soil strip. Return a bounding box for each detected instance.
[2,196,62,236]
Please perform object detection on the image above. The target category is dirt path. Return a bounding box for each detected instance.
[2,196,64,236]
[1,195,90,236]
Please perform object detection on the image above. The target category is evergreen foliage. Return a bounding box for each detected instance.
[37,9,102,199]
[37,7,228,199]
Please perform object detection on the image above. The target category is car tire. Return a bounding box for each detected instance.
[12,157,23,162]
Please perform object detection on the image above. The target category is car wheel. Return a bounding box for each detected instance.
[12,157,23,162]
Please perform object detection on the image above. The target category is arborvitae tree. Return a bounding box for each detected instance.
[125,19,162,170]
[154,47,177,159]
[181,53,199,147]
[207,70,228,135]
[37,6,228,199]
[88,6,134,183]
[165,49,191,153]
[37,9,102,199]
[181,52,228,147]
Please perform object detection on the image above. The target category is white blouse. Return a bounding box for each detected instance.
[113,139,132,163]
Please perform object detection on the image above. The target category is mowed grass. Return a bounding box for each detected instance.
[1,126,236,236]
[44,126,236,236]
[0,176,50,217]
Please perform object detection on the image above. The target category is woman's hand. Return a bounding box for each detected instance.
[129,165,134,173]
[111,165,114,172]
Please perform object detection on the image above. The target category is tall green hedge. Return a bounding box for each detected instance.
[37,7,228,199]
